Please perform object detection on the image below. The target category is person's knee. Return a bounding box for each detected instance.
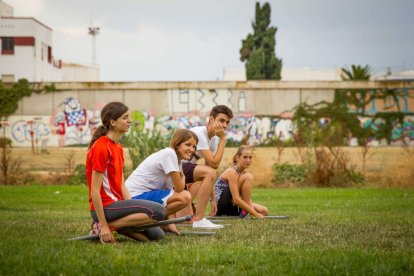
[182,191,192,205]
[204,167,216,183]
[174,190,192,206]
[151,203,167,221]
[240,172,254,184]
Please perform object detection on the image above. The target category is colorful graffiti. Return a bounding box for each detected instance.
[11,119,50,143]
[359,115,414,146]
[51,97,101,146]
[3,96,414,148]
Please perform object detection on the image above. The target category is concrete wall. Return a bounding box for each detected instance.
[4,80,414,147]
[13,80,414,115]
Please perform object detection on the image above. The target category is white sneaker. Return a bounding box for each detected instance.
[192,218,224,229]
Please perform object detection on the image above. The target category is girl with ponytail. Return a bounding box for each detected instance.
[214,145,268,218]
[86,102,166,243]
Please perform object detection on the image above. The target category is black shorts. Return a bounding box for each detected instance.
[182,162,197,184]
[216,186,241,216]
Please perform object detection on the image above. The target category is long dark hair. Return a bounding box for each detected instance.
[88,102,129,149]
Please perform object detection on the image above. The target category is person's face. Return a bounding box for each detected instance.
[211,113,231,130]
[111,111,131,133]
[237,149,253,168]
[177,137,197,160]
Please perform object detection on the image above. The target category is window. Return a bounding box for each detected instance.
[48,46,52,63]
[238,91,246,112]
[41,43,46,61]
[1,37,14,54]
[179,90,189,104]
[384,95,395,108]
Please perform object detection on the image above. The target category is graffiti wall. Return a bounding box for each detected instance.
[2,95,414,148]
[5,97,101,148]
[169,89,234,113]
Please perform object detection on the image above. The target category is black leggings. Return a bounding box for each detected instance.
[216,187,242,216]
[91,199,166,240]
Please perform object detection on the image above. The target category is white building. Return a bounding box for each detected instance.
[0,0,99,82]
[0,0,62,82]
[373,69,414,81]
[61,62,100,82]
[282,67,342,81]
[223,66,342,81]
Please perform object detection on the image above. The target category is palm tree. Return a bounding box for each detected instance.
[341,65,372,80]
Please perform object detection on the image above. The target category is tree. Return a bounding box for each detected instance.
[336,64,410,145]
[240,2,282,80]
[341,65,372,80]
[0,79,55,120]
[336,64,373,114]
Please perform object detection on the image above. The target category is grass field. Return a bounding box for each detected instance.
[1,185,413,275]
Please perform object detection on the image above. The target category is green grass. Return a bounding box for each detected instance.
[1,186,413,275]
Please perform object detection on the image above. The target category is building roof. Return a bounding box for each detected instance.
[0,16,52,31]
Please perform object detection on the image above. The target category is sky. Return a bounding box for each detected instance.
[4,0,414,81]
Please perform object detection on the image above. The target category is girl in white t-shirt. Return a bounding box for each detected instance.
[125,129,197,233]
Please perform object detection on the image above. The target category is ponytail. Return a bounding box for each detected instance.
[88,125,108,149]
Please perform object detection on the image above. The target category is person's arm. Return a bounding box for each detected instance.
[169,170,185,192]
[91,170,116,242]
[203,123,226,169]
[201,121,227,168]
[200,140,225,169]
[226,171,263,219]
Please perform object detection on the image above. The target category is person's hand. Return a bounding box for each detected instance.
[209,200,217,216]
[255,213,264,219]
[99,224,116,244]
[214,122,226,139]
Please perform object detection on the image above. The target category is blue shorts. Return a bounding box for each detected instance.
[132,190,174,207]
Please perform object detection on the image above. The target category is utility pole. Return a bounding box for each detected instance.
[88,25,100,66]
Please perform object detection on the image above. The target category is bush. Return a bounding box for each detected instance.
[126,124,170,172]
[0,137,12,147]
[226,139,241,147]
[66,164,87,185]
[272,162,305,185]
[1,140,24,185]
[309,147,365,187]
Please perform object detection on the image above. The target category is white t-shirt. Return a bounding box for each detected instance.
[125,148,180,197]
[187,126,219,164]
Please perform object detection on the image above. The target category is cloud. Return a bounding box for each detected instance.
[4,0,414,80]
[56,26,87,37]
[5,0,45,16]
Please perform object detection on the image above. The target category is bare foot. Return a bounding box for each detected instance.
[163,224,180,235]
